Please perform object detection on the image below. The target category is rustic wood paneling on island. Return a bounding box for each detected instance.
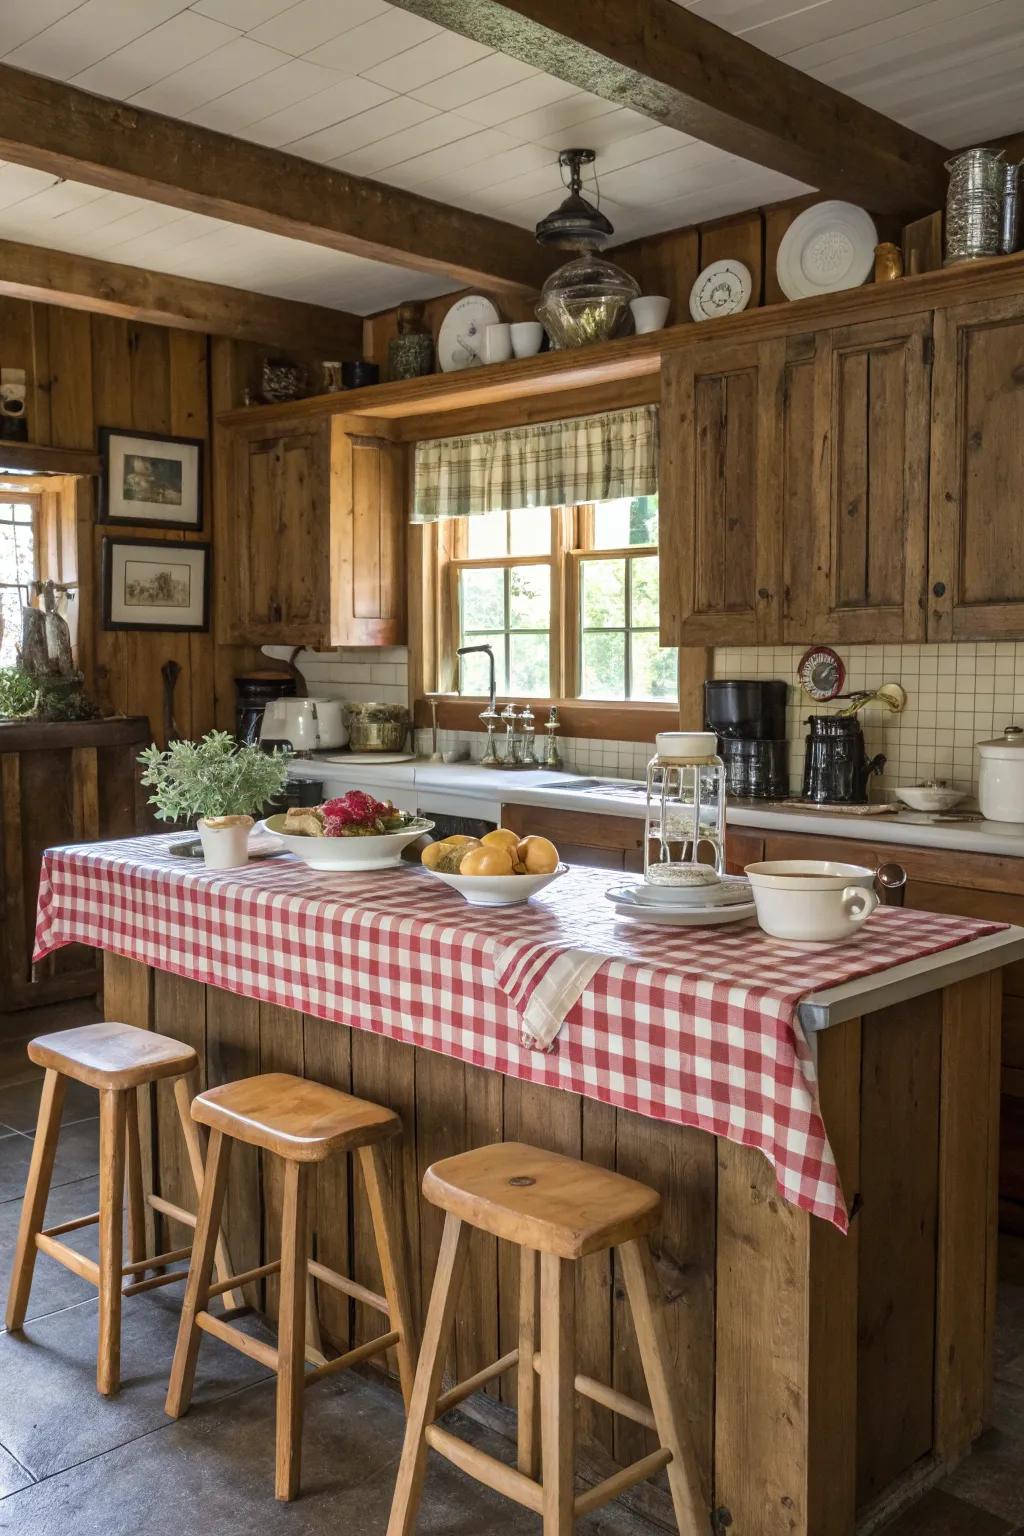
[104,954,1004,1536]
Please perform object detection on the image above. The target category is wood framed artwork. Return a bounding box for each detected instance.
[101,537,211,632]
[99,427,204,529]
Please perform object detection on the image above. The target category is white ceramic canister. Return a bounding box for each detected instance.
[197,814,253,869]
[977,725,1024,822]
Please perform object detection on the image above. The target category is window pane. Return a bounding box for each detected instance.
[631,555,659,627]
[581,630,626,698]
[509,564,550,629]
[509,632,549,696]
[0,504,35,668]
[466,508,508,559]
[508,506,551,556]
[581,557,625,627]
[631,631,678,701]
[0,591,22,667]
[592,495,658,549]
[459,635,504,695]
[460,566,505,631]
[11,502,33,524]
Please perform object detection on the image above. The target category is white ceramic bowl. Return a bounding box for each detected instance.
[745,860,878,943]
[260,815,433,872]
[894,785,966,813]
[426,864,567,907]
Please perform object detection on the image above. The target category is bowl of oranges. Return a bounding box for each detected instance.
[421,828,564,907]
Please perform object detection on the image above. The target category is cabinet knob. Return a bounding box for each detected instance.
[757,587,771,601]
[932,581,946,598]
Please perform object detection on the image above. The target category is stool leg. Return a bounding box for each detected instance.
[97,1088,127,1396]
[124,1087,148,1274]
[5,1068,66,1332]
[173,1074,242,1310]
[517,1247,539,1478]
[539,1252,575,1536]
[620,1237,707,1535]
[276,1159,309,1502]
[166,1130,231,1419]
[386,1213,468,1536]
[358,1143,417,1409]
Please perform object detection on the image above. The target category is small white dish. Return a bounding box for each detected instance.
[894,785,966,813]
[426,864,567,907]
[745,860,878,943]
[510,321,544,357]
[622,876,751,909]
[630,295,670,333]
[776,201,877,301]
[689,260,752,322]
[260,815,433,872]
[610,889,756,927]
[437,295,500,372]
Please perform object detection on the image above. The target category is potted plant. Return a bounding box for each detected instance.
[139,730,291,869]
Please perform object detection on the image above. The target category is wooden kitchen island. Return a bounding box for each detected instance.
[35,839,1024,1536]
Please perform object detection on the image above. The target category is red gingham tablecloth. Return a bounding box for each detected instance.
[34,835,1007,1232]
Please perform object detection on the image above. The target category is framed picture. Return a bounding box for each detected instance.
[99,427,204,530]
[101,537,211,632]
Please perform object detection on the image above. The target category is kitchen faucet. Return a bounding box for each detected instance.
[456,642,536,769]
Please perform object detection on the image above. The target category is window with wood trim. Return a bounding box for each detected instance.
[0,497,39,667]
[444,496,677,702]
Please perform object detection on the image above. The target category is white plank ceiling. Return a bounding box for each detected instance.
[0,0,1019,315]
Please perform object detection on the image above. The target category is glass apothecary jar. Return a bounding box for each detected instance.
[644,731,727,883]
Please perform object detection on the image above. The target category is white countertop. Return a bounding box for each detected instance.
[287,757,1024,858]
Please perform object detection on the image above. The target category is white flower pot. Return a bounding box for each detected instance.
[197,815,253,869]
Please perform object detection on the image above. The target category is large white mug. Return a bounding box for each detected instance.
[630,295,670,333]
[481,322,512,364]
[745,860,878,943]
[510,321,544,358]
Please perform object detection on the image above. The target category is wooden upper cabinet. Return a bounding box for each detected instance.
[329,420,405,647]
[660,340,782,646]
[220,413,406,648]
[928,295,1024,640]
[780,332,829,641]
[800,313,932,644]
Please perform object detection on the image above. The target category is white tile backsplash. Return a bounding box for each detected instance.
[277,645,410,707]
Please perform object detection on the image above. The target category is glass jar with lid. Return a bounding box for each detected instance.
[644,731,727,884]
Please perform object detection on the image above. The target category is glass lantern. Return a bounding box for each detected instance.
[644,732,727,884]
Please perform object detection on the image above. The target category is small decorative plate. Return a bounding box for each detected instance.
[798,644,846,702]
[776,200,877,301]
[437,295,501,372]
[689,260,752,322]
[607,888,756,927]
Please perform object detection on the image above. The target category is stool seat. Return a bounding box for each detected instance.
[27,1021,197,1089]
[423,1142,660,1259]
[191,1072,401,1162]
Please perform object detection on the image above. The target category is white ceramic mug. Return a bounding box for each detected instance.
[510,321,544,358]
[630,295,670,334]
[745,860,878,943]
[481,322,512,364]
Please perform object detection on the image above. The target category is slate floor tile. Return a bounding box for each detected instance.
[942,1379,1024,1525]
[0,1077,97,1136]
[0,1175,101,1331]
[880,1487,1014,1534]
[0,1138,34,1208]
[0,1446,31,1501]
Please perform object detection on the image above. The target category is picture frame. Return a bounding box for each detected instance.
[101,536,211,632]
[98,427,204,530]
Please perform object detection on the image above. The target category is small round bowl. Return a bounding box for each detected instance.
[894,785,966,813]
[260,815,433,872]
[426,864,567,907]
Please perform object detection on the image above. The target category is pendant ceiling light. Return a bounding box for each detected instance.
[535,148,639,349]
[534,148,614,250]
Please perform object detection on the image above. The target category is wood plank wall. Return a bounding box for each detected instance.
[0,297,262,744]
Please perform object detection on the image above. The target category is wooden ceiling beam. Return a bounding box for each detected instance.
[0,65,551,298]
[388,0,948,219]
[0,237,363,356]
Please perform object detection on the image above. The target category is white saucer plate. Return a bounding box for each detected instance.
[689,259,752,322]
[608,876,751,909]
[776,200,877,301]
[608,889,757,927]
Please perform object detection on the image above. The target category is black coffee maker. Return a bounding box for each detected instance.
[234,671,296,746]
[704,680,789,800]
[801,715,885,804]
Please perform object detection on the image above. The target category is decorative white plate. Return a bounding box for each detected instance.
[607,877,752,909]
[776,200,877,301]
[437,295,500,372]
[689,260,752,322]
[608,888,757,927]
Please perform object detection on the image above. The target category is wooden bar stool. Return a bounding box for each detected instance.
[165,1072,417,1502]
[4,1021,239,1397]
[387,1142,707,1536]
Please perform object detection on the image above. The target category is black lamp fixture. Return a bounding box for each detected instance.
[534,148,614,250]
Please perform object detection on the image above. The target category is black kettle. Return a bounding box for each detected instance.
[801,715,885,805]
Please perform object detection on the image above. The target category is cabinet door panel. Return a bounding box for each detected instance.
[330,423,406,647]
[660,342,781,646]
[781,333,828,641]
[929,296,1024,639]
[821,314,931,642]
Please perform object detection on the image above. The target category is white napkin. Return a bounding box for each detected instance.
[495,942,606,1051]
